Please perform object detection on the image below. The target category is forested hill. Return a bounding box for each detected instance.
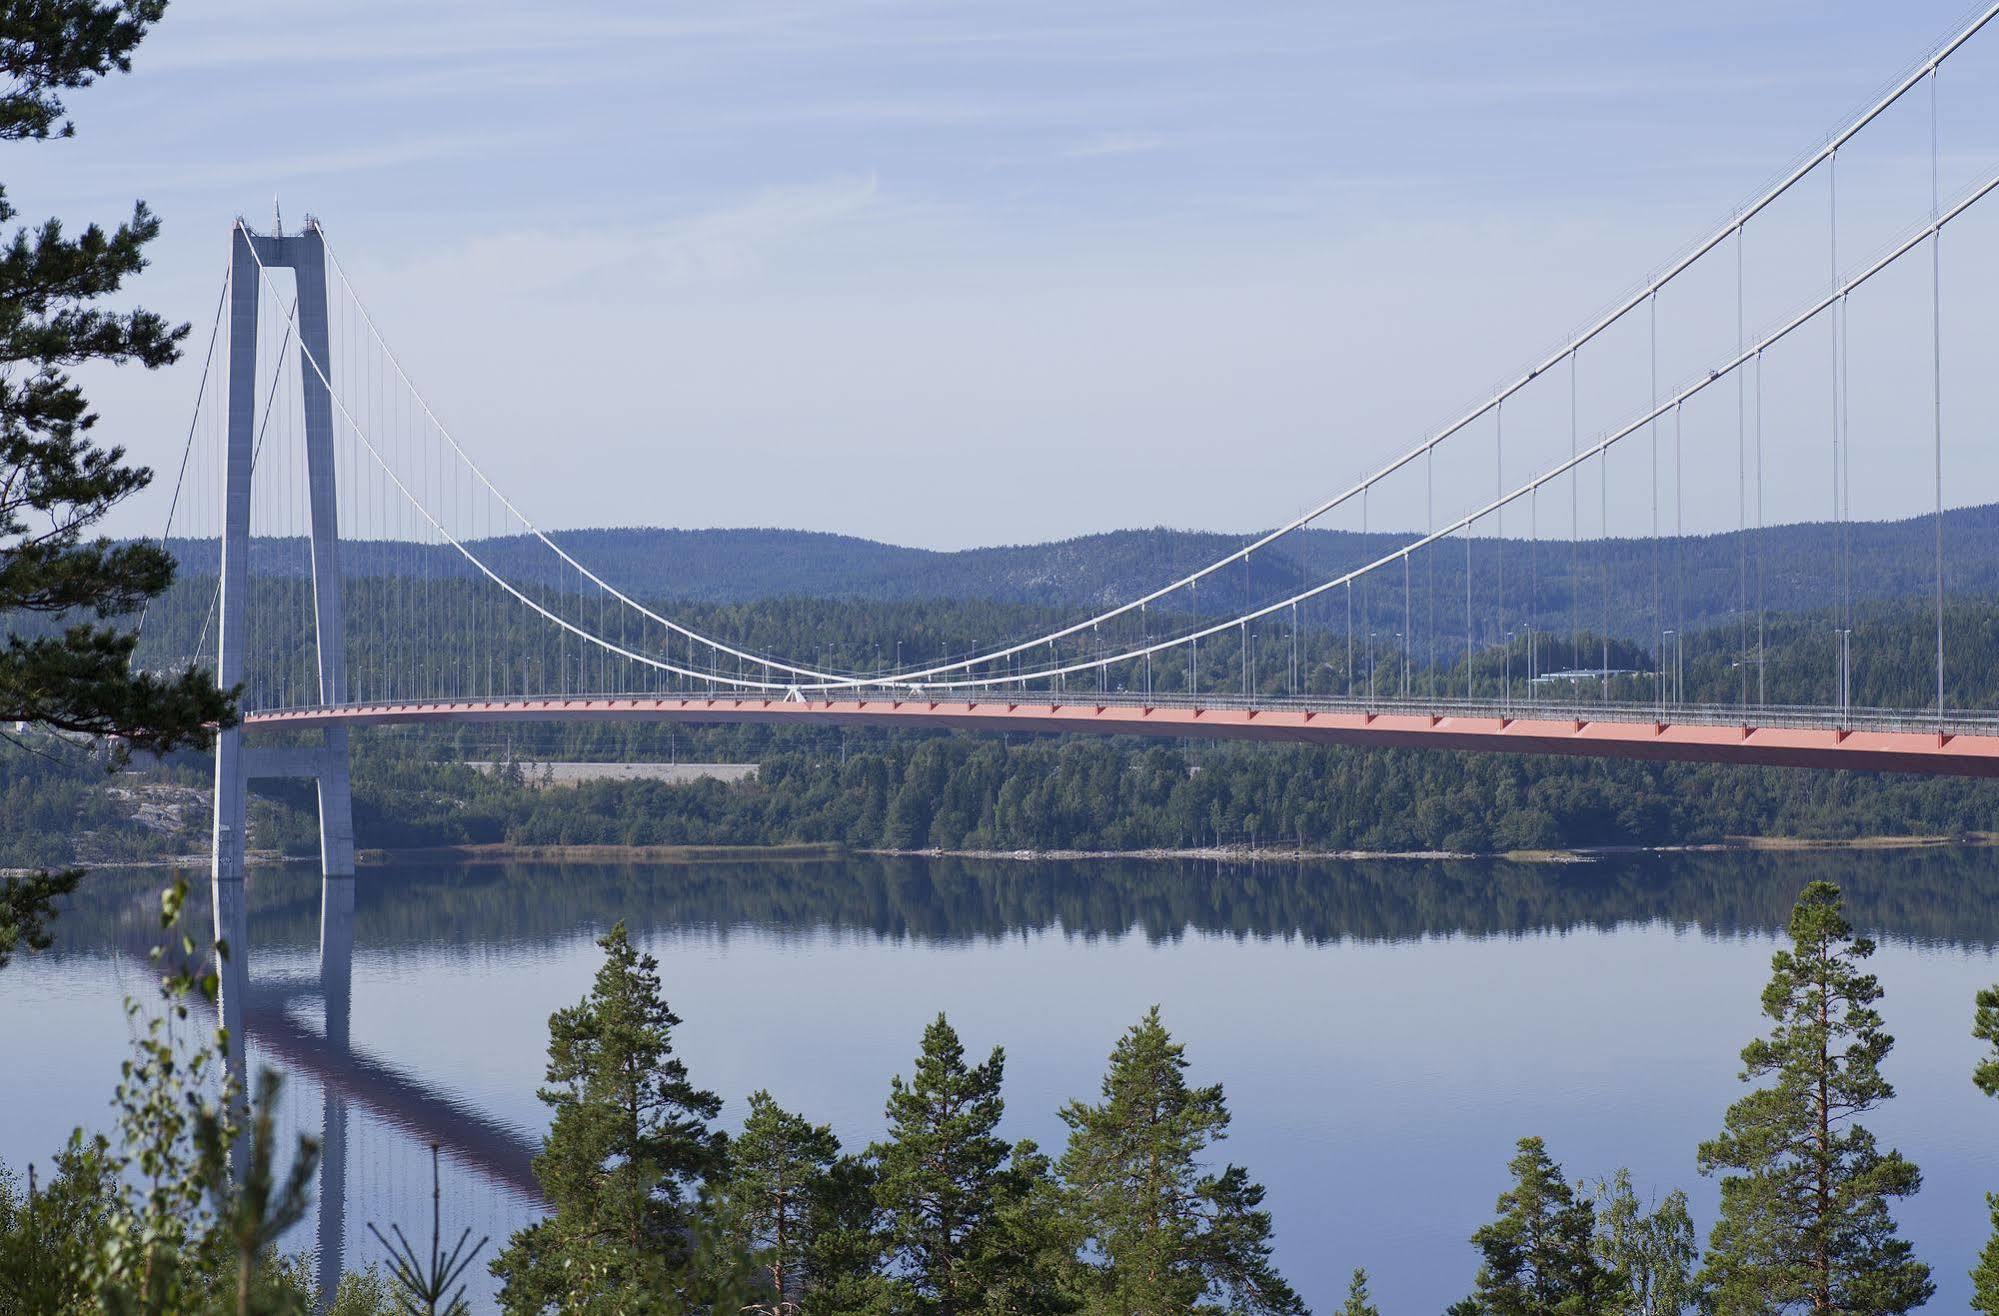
[163,503,1999,641]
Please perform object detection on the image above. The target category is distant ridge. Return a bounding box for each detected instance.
[162,504,1999,642]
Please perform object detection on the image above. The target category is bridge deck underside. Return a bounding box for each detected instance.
[242,697,1999,777]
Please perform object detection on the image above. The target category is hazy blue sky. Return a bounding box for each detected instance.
[32,0,1999,547]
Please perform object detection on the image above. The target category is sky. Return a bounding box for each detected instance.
[24,0,1999,549]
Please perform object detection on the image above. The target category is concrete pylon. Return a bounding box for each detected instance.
[212,218,357,1131]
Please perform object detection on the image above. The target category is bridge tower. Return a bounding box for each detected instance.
[212,219,356,1092]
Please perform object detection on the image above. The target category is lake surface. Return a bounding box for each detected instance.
[6,850,1999,1311]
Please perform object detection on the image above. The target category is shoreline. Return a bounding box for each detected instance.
[33,831,1997,877]
[862,832,1999,864]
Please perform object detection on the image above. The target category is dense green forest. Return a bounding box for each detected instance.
[20,581,1999,866]
[10,711,1996,870]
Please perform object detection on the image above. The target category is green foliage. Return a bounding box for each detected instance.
[92,878,234,1312]
[1976,1197,1999,1316]
[868,1013,1070,1315]
[0,0,233,970]
[1058,1007,1302,1315]
[0,870,324,1315]
[1973,984,1999,1313]
[320,1265,400,1316]
[1450,1137,1627,1316]
[1976,983,1999,1100]
[192,1070,320,1316]
[492,921,724,1314]
[1696,881,1932,1314]
[1591,1171,1696,1316]
[0,0,228,753]
[1336,1269,1379,1316]
[0,866,78,968]
[0,1143,115,1313]
[719,1091,847,1314]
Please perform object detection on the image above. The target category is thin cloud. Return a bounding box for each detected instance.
[382,175,887,298]
[1062,131,1173,159]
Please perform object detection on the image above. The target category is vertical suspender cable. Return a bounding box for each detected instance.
[1464,511,1473,697]
[1830,150,1844,718]
[1570,350,1580,706]
[1736,222,1748,711]
[1754,352,1764,705]
[1931,63,1946,721]
[1674,402,1686,704]
[1496,402,1505,703]
[1529,485,1538,690]
[1402,553,1410,696]
[1495,404,1503,704]
[1426,446,1435,699]
[1600,410,1609,702]
[1650,292,1661,711]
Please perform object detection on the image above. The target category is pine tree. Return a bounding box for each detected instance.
[1592,1171,1696,1316]
[1336,1268,1380,1316]
[1057,1007,1304,1315]
[492,922,724,1314]
[723,1091,842,1314]
[868,1013,1065,1316]
[1970,983,1999,1313]
[0,0,235,972]
[1696,880,1931,1314]
[1450,1137,1626,1315]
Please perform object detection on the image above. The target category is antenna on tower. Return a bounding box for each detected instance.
[273,195,282,237]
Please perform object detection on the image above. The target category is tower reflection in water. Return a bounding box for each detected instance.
[211,868,540,1309]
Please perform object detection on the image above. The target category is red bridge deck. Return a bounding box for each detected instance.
[242,694,1999,777]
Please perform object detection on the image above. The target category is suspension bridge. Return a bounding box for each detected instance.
[113,10,1999,1285]
[133,6,1999,910]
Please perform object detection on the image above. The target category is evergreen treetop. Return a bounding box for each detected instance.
[1695,880,1930,1314]
[1450,1136,1626,1316]
[492,922,723,1313]
[869,1012,1063,1316]
[1336,1268,1380,1316]
[724,1090,842,1315]
[1058,1006,1303,1315]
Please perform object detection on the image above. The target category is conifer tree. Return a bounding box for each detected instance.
[1591,1171,1696,1316]
[1057,1007,1303,1315]
[723,1090,842,1314]
[492,922,724,1314]
[868,1013,1067,1316]
[1971,983,1999,1313]
[0,0,236,971]
[1336,1268,1380,1316]
[1449,1137,1626,1315]
[1695,880,1931,1314]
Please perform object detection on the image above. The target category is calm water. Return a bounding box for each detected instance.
[6,850,1999,1311]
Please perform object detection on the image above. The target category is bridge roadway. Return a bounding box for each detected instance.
[243,689,1999,777]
